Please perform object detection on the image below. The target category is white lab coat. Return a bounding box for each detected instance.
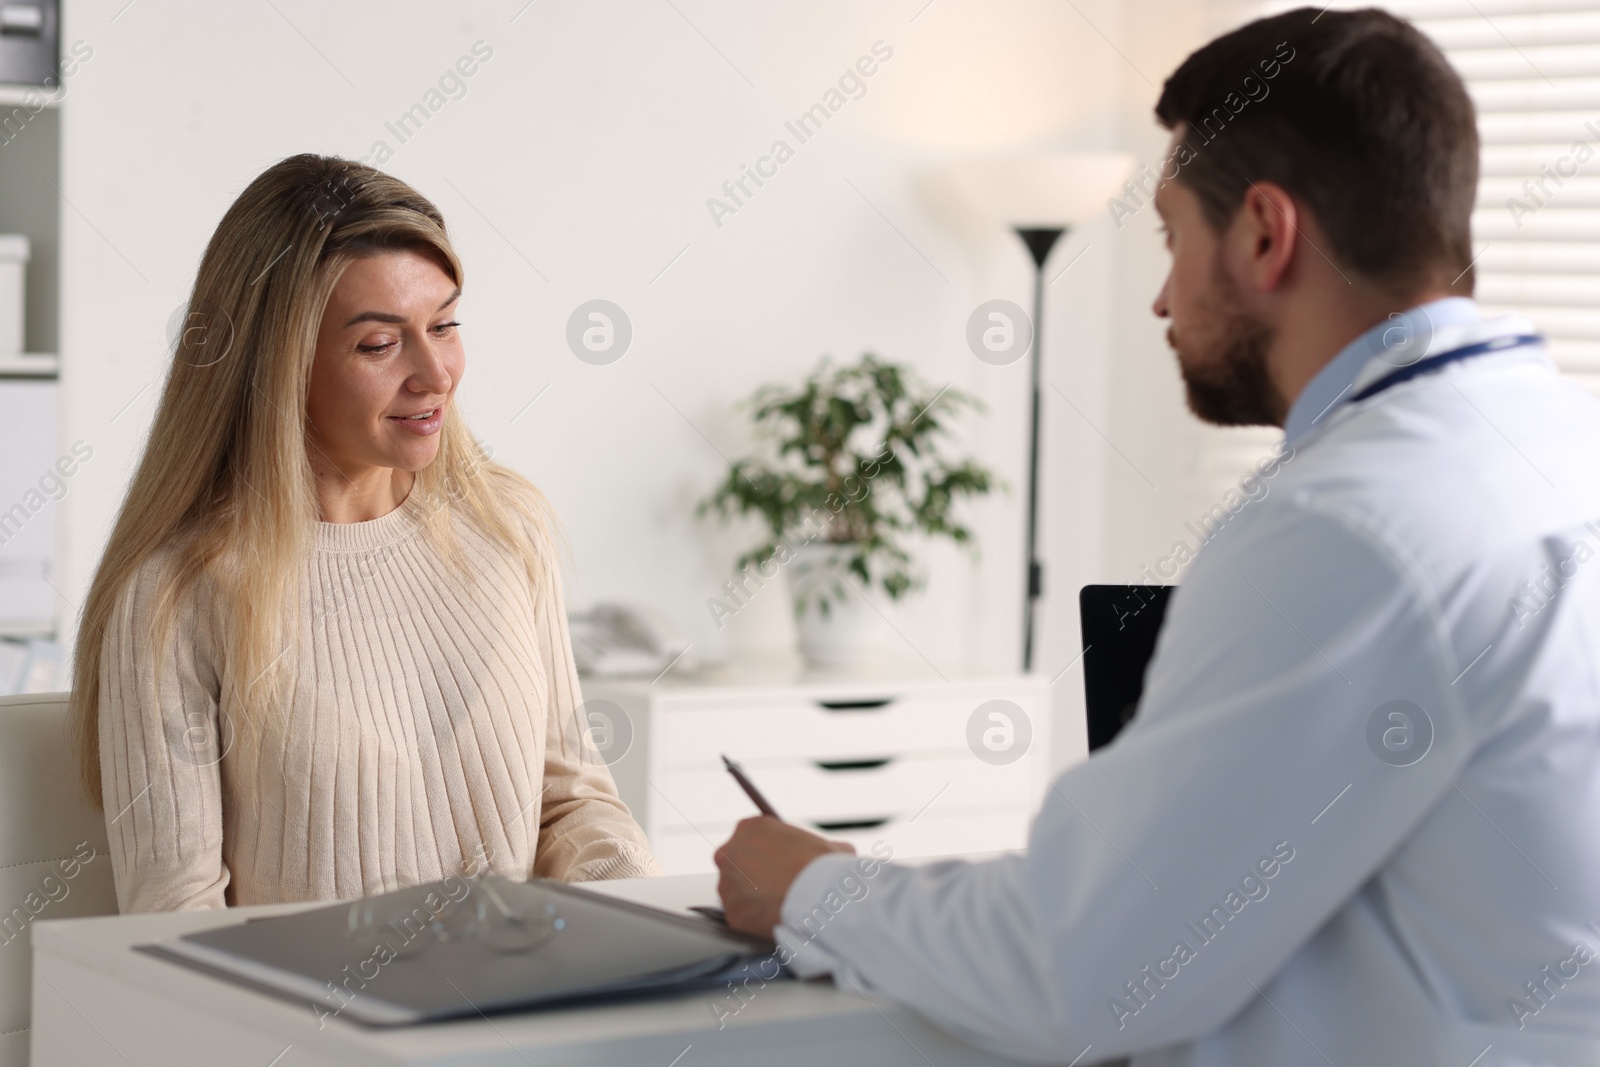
[776,300,1600,1066]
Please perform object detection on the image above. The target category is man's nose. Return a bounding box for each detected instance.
[1153,275,1172,319]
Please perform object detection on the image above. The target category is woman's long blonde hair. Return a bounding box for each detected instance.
[71,154,547,808]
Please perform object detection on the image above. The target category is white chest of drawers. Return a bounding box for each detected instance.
[583,662,1075,874]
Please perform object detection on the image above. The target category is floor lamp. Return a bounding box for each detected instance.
[948,153,1133,672]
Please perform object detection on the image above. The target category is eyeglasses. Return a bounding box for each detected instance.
[345,876,566,959]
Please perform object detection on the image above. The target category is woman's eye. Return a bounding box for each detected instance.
[355,322,458,353]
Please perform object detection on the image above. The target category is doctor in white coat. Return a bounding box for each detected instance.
[715,7,1600,1065]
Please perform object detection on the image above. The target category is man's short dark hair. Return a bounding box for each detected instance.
[1155,7,1478,294]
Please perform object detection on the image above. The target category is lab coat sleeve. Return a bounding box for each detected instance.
[777,496,1474,1062]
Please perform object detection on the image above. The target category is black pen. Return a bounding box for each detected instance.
[721,754,781,819]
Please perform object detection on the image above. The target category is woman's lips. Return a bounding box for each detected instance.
[387,407,443,436]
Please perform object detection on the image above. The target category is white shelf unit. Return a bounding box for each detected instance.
[0,87,59,370]
[0,79,62,644]
[586,661,1070,875]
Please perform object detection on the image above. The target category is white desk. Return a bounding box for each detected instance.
[31,873,1031,1066]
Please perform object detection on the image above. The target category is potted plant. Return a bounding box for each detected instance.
[699,353,998,665]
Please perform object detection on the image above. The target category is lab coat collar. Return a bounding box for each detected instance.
[1282,297,1544,448]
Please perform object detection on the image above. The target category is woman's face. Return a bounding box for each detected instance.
[306,249,464,479]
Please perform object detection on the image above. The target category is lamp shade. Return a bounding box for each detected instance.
[946,152,1135,228]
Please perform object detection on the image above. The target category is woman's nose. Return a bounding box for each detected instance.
[409,337,454,394]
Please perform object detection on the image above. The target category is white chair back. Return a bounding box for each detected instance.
[0,692,118,1067]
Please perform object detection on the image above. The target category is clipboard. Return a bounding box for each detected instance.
[137,875,779,1026]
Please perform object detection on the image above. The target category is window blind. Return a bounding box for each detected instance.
[1223,0,1600,392]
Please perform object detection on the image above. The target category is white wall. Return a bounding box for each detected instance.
[52,0,1230,771]
[1101,0,1283,594]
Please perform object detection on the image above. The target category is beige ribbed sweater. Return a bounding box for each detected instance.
[98,488,659,912]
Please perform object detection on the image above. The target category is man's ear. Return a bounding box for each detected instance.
[1232,180,1298,294]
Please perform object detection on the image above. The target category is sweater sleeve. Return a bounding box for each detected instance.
[523,532,661,883]
[98,556,232,912]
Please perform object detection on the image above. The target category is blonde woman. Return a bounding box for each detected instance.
[70,154,658,912]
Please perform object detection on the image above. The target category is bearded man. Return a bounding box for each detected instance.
[714,8,1600,1065]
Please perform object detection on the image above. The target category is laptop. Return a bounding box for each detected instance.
[1078,584,1174,751]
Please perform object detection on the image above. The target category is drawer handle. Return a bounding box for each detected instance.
[815,758,892,772]
[816,697,895,711]
[812,817,890,832]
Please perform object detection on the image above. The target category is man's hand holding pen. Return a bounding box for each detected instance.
[716,754,854,936]
[715,817,855,937]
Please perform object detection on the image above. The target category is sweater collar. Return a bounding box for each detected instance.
[315,486,427,553]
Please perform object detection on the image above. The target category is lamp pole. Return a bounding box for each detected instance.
[1014,226,1064,673]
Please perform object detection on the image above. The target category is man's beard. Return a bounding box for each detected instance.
[1168,273,1282,427]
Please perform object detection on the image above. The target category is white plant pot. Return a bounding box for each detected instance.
[789,543,888,667]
